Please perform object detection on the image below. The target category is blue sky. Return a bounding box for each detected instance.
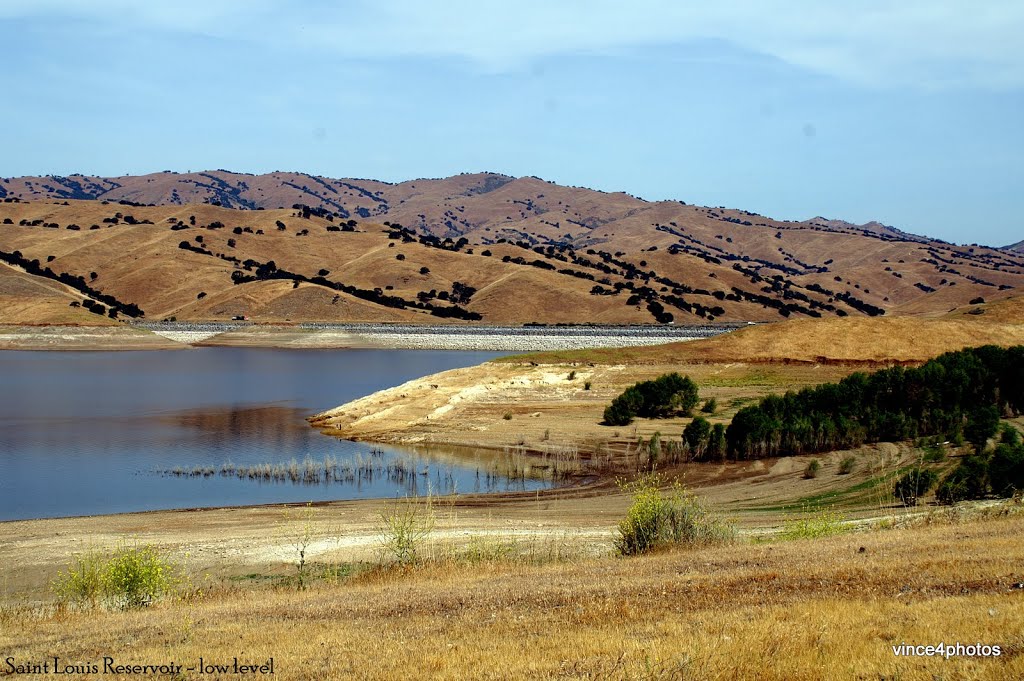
[2,1,1022,247]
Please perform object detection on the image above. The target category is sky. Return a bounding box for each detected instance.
[2,1,1022,247]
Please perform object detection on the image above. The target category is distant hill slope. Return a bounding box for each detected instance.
[509,313,1024,365]
[1007,240,1024,253]
[1,174,1022,325]
[0,261,118,326]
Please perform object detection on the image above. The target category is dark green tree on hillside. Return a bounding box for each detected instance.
[683,416,712,459]
[603,373,699,426]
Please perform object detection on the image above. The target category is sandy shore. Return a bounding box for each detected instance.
[0,325,186,350]
[0,487,627,600]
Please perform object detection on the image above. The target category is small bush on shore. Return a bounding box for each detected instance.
[615,476,734,556]
[53,542,178,610]
[804,459,821,479]
[52,551,106,609]
[838,455,857,475]
[378,497,435,565]
[781,506,846,540]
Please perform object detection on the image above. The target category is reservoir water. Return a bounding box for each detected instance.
[0,348,549,521]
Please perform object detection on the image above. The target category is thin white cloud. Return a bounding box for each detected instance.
[4,0,1023,89]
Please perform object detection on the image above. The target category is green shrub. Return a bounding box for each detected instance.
[922,445,946,463]
[583,381,592,391]
[379,497,435,565]
[53,543,178,610]
[803,459,821,479]
[683,416,711,460]
[838,455,857,475]
[639,432,662,470]
[502,412,513,421]
[781,507,846,540]
[989,441,1024,498]
[615,477,733,556]
[102,543,177,609]
[603,387,643,426]
[701,398,717,414]
[893,468,939,506]
[566,370,576,381]
[936,455,989,504]
[52,550,106,609]
[603,373,699,426]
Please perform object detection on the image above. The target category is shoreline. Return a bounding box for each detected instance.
[0,321,743,352]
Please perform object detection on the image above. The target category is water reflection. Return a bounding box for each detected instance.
[0,348,551,520]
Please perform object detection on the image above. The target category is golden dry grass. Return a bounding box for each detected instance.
[3,512,1022,680]
[946,294,1024,323]
[0,200,652,325]
[2,193,1023,325]
[0,262,117,326]
[510,315,1024,366]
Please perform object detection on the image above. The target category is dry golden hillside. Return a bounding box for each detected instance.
[511,314,1024,366]
[946,293,1024,324]
[1,183,1022,325]
[0,262,117,326]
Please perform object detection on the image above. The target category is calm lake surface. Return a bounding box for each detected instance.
[0,348,550,521]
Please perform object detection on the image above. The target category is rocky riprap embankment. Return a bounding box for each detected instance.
[130,322,744,351]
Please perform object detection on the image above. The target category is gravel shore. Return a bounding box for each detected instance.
[1,322,745,352]
[135,322,744,352]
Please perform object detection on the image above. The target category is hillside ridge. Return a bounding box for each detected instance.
[1,174,1022,325]
[1,170,1004,248]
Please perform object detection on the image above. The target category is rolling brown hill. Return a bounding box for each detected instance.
[506,312,1024,366]
[1,171,1022,325]
[0,261,118,326]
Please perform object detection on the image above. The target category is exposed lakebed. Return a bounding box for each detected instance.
[0,348,551,520]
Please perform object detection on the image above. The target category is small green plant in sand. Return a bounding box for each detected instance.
[379,496,436,565]
[780,506,847,540]
[615,475,734,556]
[281,502,318,589]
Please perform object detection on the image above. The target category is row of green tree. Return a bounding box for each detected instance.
[724,345,1023,460]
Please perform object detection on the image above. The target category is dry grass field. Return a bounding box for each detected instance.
[507,313,1024,366]
[2,508,1022,680]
